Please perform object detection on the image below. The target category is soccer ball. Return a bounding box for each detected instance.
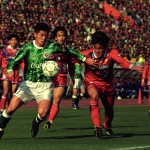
[42,61,59,78]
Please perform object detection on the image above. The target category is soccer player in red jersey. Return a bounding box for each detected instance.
[141,56,150,114]
[0,34,20,113]
[43,26,82,129]
[82,31,143,137]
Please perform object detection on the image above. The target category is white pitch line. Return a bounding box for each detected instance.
[112,145,150,150]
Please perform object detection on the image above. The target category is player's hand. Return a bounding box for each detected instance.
[141,79,145,87]
[85,58,98,67]
[131,66,144,73]
[7,70,14,78]
[48,54,56,60]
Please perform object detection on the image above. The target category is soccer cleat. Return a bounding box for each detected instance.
[43,121,51,130]
[103,124,114,136]
[30,119,40,137]
[0,129,4,139]
[105,128,114,136]
[94,127,102,138]
[72,103,80,110]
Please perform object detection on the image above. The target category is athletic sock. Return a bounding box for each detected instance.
[47,104,59,123]
[72,95,79,105]
[0,110,10,129]
[34,114,44,124]
[89,100,101,128]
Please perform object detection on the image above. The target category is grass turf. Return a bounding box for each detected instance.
[0,105,150,150]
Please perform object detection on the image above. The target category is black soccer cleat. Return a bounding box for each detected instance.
[72,103,80,110]
[103,124,114,136]
[43,121,52,130]
[0,129,4,139]
[94,127,102,138]
[30,119,40,137]
[105,128,114,136]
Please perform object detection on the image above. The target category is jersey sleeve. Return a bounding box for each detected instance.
[110,49,131,69]
[7,44,28,72]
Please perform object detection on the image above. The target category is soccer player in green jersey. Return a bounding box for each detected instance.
[0,23,97,139]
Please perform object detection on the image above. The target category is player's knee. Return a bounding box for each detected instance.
[90,93,99,100]
[38,109,48,118]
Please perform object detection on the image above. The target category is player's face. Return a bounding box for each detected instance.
[9,37,18,49]
[34,30,48,47]
[93,43,105,58]
[55,31,66,45]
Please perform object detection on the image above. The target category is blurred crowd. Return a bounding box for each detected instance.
[1,0,149,62]
[0,0,149,99]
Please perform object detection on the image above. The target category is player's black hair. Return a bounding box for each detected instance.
[34,22,50,33]
[52,26,68,39]
[7,34,19,41]
[91,31,109,46]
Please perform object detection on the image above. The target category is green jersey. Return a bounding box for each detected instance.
[7,41,85,82]
[74,63,84,79]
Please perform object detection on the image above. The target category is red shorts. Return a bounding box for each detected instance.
[53,74,67,87]
[85,80,114,96]
[1,68,20,83]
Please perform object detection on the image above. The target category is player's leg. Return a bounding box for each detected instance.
[0,95,24,139]
[0,80,10,113]
[101,95,115,136]
[31,82,53,137]
[31,99,51,137]
[8,83,19,106]
[148,86,150,115]
[87,84,102,138]
[72,88,80,109]
[43,86,65,130]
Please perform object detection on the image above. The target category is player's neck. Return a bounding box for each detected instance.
[8,45,17,51]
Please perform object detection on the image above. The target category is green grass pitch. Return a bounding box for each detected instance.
[0,105,150,150]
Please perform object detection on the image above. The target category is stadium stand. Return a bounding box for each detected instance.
[0,0,149,99]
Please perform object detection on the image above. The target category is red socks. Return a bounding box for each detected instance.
[89,100,101,128]
[47,104,59,122]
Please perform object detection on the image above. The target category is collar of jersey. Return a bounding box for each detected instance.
[33,40,44,49]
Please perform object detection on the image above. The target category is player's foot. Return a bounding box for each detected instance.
[30,118,40,137]
[149,110,150,115]
[94,127,102,138]
[43,121,52,130]
[72,103,80,110]
[103,124,114,136]
[0,129,4,139]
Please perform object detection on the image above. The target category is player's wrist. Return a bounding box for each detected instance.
[82,56,86,62]
[129,64,134,70]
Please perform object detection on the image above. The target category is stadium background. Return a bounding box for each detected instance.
[0,0,149,100]
[0,1,150,149]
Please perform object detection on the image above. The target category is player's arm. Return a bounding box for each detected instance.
[46,42,97,66]
[111,49,143,72]
[7,44,28,77]
[68,48,97,67]
[141,62,148,86]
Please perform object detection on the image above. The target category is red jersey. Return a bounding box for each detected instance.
[0,45,20,82]
[81,48,132,94]
[0,45,19,69]
[52,52,69,87]
[142,58,150,85]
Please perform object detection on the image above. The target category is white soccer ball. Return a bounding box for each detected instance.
[42,61,59,78]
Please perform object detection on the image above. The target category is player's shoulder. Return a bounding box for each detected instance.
[109,48,119,55]
[81,48,93,55]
